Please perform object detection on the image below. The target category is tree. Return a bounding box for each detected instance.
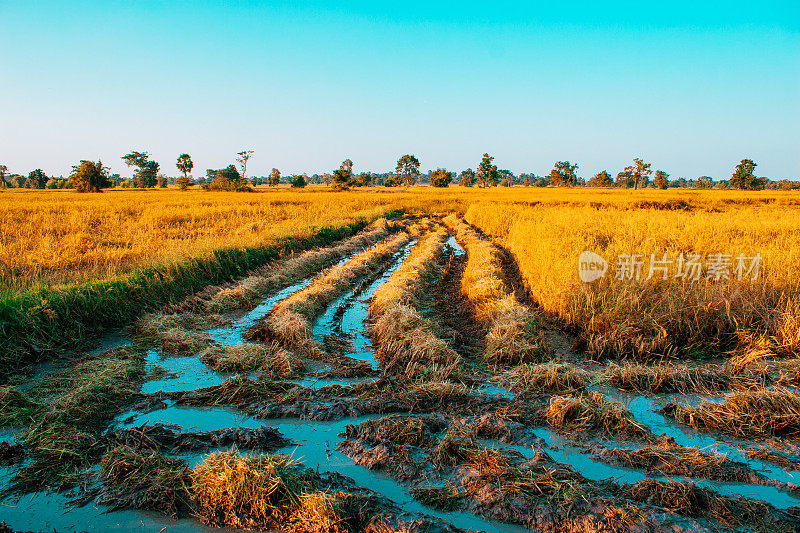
[623,158,652,189]
[394,155,420,187]
[291,174,307,188]
[268,168,281,187]
[355,172,374,187]
[70,160,111,192]
[459,168,475,187]
[616,169,634,188]
[654,170,669,189]
[549,161,578,187]
[333,159,353,189]
[205,165,247,191]
[730,159,761,190]
[157,173,168,188]
[497,169,515,187]
[236,150,254,185]
[122,151,159,188]
[430,168,454,188]
[589,170,613,187]
[25,169,48,189]
[176,154,193,189]
[0,164,7,189]
[697,176,713,189]
[476,153,498,188]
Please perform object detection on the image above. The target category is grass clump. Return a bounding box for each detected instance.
[602,362,732,394]
[593,440,762,483]
[545,391,651,440]
[431,424,480,469]
[618,479,781,530]
[100,444,191,517]
[665,387,800,439]
[191,449,345,532]
[494,362,587,394]
[136,314,216,355]
[0,386,43,427]
[31,346,145,428]
[200,342,304,377]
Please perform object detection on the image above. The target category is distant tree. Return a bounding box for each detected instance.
[589,170,613,187]
[384,174,401,187]
[548,161,578,187]
[476,153,498,188]
[497,169,515,187]
[622,158,652,189]
[430,168,454,188]
[395,155,420,187]
[616,169,634,188]
[236,150,254,185]
[291,174,307,188]
[157,173,168,188]
[730,158,761,190]
[205,165,247,191]
[122,150,159,188]
[333,159,354,189]
[176,154,193,189]
[654,170,669,189]
[268,168,281,187]
[459,168,475,187]
[355,172,374,187]
[24,169,49,189]
[70,160,111,192]
[0,164,7,189]
[696,176,713,189]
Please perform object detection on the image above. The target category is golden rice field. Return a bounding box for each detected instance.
[3,186,799,355]
[3,186,800,532]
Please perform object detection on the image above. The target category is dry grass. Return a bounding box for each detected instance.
[190,449,345,532]
[545,391,651,440]
[444,214,546,365]
[593,440,762,483]
[494,362,588,394]
[252,229,413,353]
[602,362,733,394]
[666,387,800,439]
[0,188,420,296]
[618,479,777,530]
[100,444,191,517]
[370,227,462,380]
[200,342,304,377]
[464,190,800,361]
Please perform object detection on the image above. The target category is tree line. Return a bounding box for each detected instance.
[0,152,791,193]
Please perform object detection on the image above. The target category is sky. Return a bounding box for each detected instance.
[1,0,798,180]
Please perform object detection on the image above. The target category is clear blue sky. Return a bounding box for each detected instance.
[1,0,798,179]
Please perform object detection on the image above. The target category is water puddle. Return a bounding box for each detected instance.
[143,349,227,393]
[0,485,227,533]
[115,405,265,432]
[445,235,465,256]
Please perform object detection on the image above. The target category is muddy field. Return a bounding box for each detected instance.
[2,215,800,533]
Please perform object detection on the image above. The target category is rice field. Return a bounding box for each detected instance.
[2,187,800,532]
